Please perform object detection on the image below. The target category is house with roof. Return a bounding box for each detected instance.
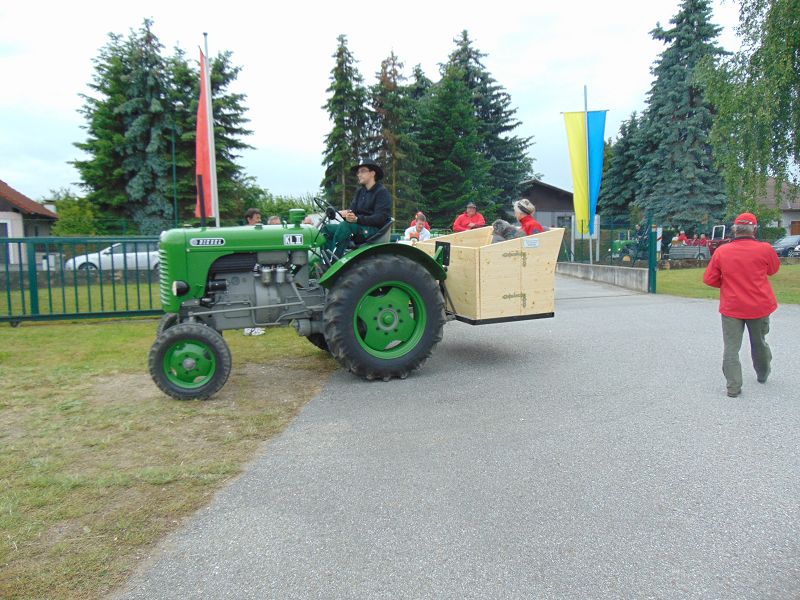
[518,179,574,229]
[758,178,800,235]
[1,179,59,266]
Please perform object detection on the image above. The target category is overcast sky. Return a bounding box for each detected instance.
[0,0,741,202]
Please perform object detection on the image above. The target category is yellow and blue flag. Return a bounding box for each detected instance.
[564,111,607,234]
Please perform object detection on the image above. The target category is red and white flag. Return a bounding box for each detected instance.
[195,49,218,222]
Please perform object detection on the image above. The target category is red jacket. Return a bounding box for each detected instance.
[703,237,780,319]
[519,215,544,236]
[453,212,485,232]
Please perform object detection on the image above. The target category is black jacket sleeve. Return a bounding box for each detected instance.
[354,185,392,228]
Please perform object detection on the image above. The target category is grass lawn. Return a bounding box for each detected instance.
[657,263,800,304]
[0,320,336,599]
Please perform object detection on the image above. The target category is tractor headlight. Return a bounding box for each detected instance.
[172,280,189,296]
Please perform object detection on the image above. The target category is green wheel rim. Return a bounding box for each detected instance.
[163,339,217,389]
[354,280,427,359]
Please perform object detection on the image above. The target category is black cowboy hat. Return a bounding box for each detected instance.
[350,159,384,180]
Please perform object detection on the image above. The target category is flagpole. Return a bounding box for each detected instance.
[204,33,220,228]
[585,85,593,265]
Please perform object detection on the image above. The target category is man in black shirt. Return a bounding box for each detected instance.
[324,159,392,259]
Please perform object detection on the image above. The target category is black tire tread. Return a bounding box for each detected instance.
[156,313,179,337]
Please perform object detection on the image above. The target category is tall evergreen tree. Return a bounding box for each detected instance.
[321,35,371,208]
[599,112,642,217]
[74,20,252,231]
[446,31,535,210]
[74,31,136,228]
[417,65,497,225]
[635,0,727,228]
[370,52,424,222]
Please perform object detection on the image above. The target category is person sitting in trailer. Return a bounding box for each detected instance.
[699,233,708,246]
[403,213,431,243]
[452,202,486,232]
[690,233,701,246]
[514,199,545,235]
[409,211,431,231]
[676,230,689,245]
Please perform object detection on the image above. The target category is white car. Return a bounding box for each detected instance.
[64,242,160,272]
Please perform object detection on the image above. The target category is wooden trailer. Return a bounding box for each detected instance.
[417,227,565,324]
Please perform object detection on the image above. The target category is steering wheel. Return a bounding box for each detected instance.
[313,197,345,223]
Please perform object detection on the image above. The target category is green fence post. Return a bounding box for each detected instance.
[26,242,40,315]
[648,218,657,294]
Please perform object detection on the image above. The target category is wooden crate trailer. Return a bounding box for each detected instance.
[417,227,565,324]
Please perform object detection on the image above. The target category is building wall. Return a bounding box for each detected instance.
[0,212,26,266]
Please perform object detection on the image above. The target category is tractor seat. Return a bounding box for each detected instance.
[351,218,394,249]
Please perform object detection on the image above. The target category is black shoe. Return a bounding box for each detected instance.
[757,370,769,384]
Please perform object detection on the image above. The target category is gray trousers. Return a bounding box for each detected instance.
[721,315,772,394]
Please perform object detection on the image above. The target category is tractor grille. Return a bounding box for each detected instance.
[209,252,258,276]
[159,248,171,307]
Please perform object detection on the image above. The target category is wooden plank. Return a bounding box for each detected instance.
[518,228,564,315]
[478,240,523,319]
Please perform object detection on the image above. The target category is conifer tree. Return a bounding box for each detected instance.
[74,20,252,231]
[321,35,370,208]
[599,112,642,217]
[370,52,424,222]
[417,65,497,225]
[635,0,727,228]
[446,31,535,210]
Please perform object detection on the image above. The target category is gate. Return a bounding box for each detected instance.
[1,237,163,324]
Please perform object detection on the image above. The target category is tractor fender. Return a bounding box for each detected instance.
[319,243,447,288]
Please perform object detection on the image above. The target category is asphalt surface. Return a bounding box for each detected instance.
[117,276,800,600]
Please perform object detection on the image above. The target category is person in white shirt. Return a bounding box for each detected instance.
[403,214,431,242]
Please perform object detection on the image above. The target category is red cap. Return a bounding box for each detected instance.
[734,212,758,226]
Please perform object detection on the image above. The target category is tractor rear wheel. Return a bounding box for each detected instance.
[323,254,445,380]
[306,333,329,352]
[149,323,231,400]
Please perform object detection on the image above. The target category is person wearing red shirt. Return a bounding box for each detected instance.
[698,233,708,247]
[703,212,781,397]
[676,230,689,245]
[514,199,545,235]
[452,202,486,232]
[409,211,431,231]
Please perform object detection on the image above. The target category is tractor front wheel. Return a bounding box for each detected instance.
[148,323,231,400]
[156,313,179,337]
[323,254,445,380]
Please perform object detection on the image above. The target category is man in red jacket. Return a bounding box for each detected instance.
[703,212,781,397]
[452,202,485,232]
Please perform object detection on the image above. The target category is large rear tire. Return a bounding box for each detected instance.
[149,323,231,400]
[323,254,445,380]
[306,333,329,352]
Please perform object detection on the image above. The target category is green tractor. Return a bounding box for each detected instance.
[149,203,448,400]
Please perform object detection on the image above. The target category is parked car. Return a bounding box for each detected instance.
[64,242,159,272]
[773,234,800,257]
[789,243,800,258]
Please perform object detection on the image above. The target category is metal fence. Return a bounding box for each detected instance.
[1,237,162,324]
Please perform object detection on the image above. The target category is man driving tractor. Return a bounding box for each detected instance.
[322,159,392,260]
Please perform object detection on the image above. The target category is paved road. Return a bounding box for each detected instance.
[118,276,800,599]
